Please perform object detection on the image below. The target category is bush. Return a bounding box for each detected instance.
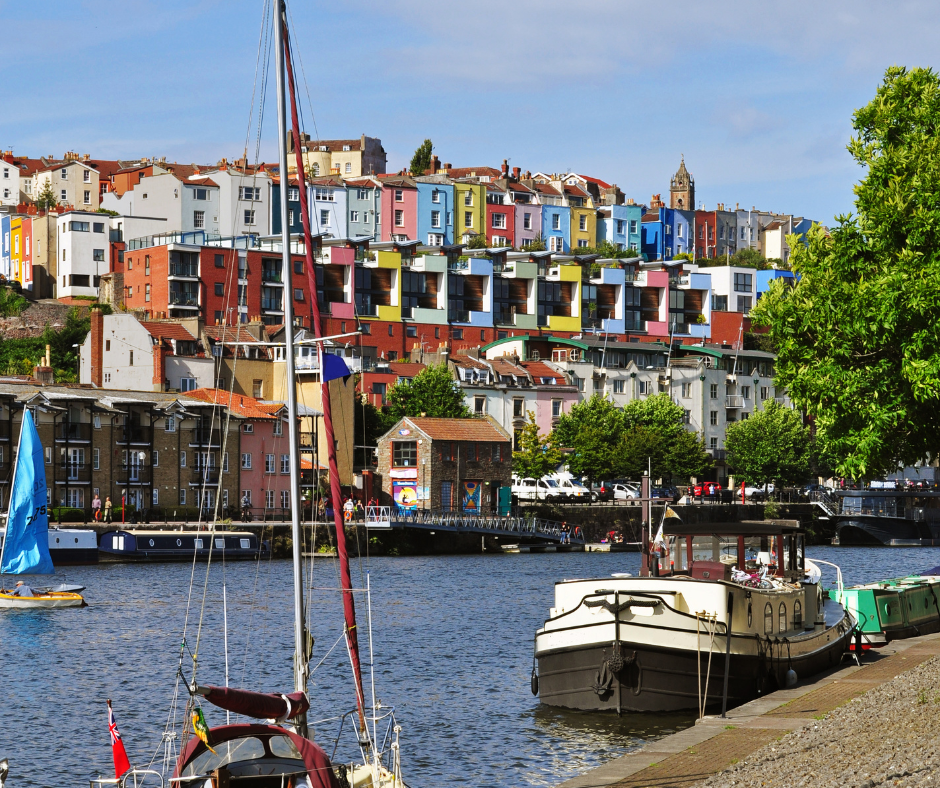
[49,507,86,523]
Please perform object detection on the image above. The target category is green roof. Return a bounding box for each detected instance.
[679,345,777,360]
[481,335,590,353]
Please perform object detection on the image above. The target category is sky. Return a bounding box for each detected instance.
[1,0,939,225]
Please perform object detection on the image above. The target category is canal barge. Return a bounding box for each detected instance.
[835,572,940,644]
[533,520,853,713]
[832,490,940,546]
[0,526,98,565]
[98,530,267,562]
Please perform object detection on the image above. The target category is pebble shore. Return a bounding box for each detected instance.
[704,656,940,788]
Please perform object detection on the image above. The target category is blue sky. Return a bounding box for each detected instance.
[1,0,938,224]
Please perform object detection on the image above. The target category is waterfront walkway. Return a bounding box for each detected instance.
[558,632,940,788]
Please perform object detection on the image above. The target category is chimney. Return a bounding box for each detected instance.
[501,159,509,177]
[45,344,51,367]
[32,364,54,385]
[153,342,166,389]
[512,166,521,180]
[444,163,452,170]
[90,307,103,387]
[429,154,439,174]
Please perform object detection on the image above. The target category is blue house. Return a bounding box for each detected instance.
[641,207,682,261]
[270,179,304,236]
[756,269,797,299]
[541,204,570,253]
[674,209,695,257]
[415,178,454,247]
[598,204,643,254]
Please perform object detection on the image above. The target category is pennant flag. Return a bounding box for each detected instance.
[663,506,682,521]
[1,409,54,575]
[192,707,216,753]
[107,700,131,778]
[321,353,351,383]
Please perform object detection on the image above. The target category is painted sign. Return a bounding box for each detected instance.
[398,429,411,436]
[393,481,418,511]
[389,468,418,479]
[462,481,481,513]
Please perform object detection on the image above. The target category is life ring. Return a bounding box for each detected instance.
[344,510,352,522]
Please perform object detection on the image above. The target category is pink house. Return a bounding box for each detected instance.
[322,243,356,319]
[517,361,580,435]
[186,389,293,517]
[379,176,418,242]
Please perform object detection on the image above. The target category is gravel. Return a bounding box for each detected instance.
[704,656,940,788]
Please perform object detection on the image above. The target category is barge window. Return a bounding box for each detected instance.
[194,538,204,549]
[793,600,802,629]
[764,603,773,635]
[779,602,787,633]
[240,538,250,549]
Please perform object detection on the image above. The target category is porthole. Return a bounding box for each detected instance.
[764,603,773,635]
[149,539,155,547]
[885,603,892,616]
[177,539,182,547]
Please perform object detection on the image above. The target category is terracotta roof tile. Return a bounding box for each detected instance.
[403,417,509,442]
[489,358,527,377]
[577,174,612,189]
[518,360,566,383]
[388,362,426,377]
[450,354,490,370]
[204,326,264,344]
[186,388,284,420]
[141,322,197,342]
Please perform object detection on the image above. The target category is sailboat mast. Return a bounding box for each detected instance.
[273,0,308,708]
[0,407,26,577]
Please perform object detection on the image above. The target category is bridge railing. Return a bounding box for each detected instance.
[384,508,582,542]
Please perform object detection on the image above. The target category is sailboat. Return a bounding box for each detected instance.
[0,409,86,609]
[167,4,406,786]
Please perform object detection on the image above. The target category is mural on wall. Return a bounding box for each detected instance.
[393,480,417,511]
[462,481,481,513]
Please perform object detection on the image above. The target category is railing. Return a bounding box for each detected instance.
[356,302,380,317]
[56,423,92,442]
[169,262,199,277]
[261,299,283,311]
[725,395,744,408]
[261,270,282,283]
[449,309,471,323]
[192,468,220,486]
[115,463,151,484]
[400,306,414,319]
[391,509,580,542]
[169,292,199,306]
[116,427,152,445]
[709,448,727,460]
[670,322,691,335]
[448,259,469,271]
[58,463,92,482]
[189,430,221,447]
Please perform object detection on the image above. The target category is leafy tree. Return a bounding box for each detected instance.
[513,412,562,480]
[673,251,695,262]
[0,287,28,317]
[385,363,470,420]
[466,233,488,249]
[725,400,810,486]
[665,428,713,481]
[622,394,712,481]
[753,66,940,478]
[36,181,57,210]
[617,425,667,480]
[622,394,686,441]
[729,248,768,269]
[409,139,433,175]
[564,240,636,259]
[553,394,625,483]
[520,234,546,252]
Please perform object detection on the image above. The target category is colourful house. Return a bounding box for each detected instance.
[379,177,417,242]
[565,185,596,250]
[10,216,24,285]
[534,184,569,253]
[345,177,381,240]
[538,261,581,332]
[509,183,541,249]
[454,181,486,245]
[415,177,454,247]
[485,183,515,247]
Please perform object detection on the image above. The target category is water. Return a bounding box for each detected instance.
[2,546,939,787]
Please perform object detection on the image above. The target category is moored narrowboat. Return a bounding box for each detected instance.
[834,574,940,644]
[98,530,267,562]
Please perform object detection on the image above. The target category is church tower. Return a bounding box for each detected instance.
[670,156,694,211]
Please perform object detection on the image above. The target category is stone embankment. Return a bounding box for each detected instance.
[0,299,78,338]
[558,633,940,788]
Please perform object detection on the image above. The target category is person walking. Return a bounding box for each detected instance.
[91,493,102,522]
[103,496,113,524]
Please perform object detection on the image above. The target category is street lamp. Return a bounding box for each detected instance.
[72,343,81,383]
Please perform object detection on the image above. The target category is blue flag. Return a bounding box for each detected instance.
[322,353,351,383]
[1,409,54,575]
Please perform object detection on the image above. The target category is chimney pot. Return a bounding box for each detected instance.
[90,307,104,387]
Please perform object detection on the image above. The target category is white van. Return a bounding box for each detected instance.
[550,473,594,502]
[512,476,568,502]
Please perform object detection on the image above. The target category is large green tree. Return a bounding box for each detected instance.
[553,395,626,484]
[512,412,562,480]
[621,394,711,482]
[409,139,433,175]
[385,363,470,420]
[752,66,940,478]
[724,400,811,486]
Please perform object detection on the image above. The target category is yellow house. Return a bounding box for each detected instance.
[371,249,402,322]
[454,182,486,244]
[548,263,582,332]
[566,185,597,250]
[10,216,23,283]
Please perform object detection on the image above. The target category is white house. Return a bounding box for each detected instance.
[57,210,111,298]
[101,172,221,237]
[190,167,272,238]
[33,160,100,211]
[705,265,757,316]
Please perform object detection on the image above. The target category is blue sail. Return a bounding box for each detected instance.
[1,409,54,575]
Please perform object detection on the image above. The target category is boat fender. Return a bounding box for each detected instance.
[530,667,539,696]
[785,669,798,688]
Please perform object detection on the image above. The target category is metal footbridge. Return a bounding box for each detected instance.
[365,506,582,544]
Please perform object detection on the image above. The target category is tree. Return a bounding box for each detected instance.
[729,248,768,269]
[521,234,546,252]
[725,400,810,487]
[673,251,695,262]
[617,425,666,480]
[622,394,712,482]
[466,234,488,249]
[385,363,470,420]
[513,412,562,480]
[409,139,433,175]
[553,395,626,484]
[36,181,57,210]
[665,428,713,481]
[622,394,686,441]
[752,66,940,478]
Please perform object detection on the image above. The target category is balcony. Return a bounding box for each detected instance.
[115,464,152,485]
[58,463,92,483]
[189,429,221,448]
[56,423,92,442]
[725,395,744,409]
[169,261,199,278]
[709,449,727,461]
[669,322,691,335]
[449,309,471,324]
[262,269,283,284]
[448,258,469,271]
[400,306,414,319]
[169,292,199,307]
[116,426,152,445]
[261,299,284,313]
[191,468,221,486]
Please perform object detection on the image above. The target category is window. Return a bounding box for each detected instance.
[180,451,187,467]
[350,210,359,223]
[513,398,524,418]
[793,600,802,630]
[129,351,134,366]
[265,454,275,473]
[252,380,263,398]
[779,603,788,633]
[736,295,752,313]
[493,443,502,462]
[288,210,295,225]
[243,423,254,434]
[638,380,649,395]
[441,480,453,512]
[392,441,417,467]
[613,378,625,393]
[394,189,404,202]
[578,215,587,231]
[244,209,255,225]
[165,416,176,432]
[357,188,369,200]
[388,324,395,336]
[93,414,101,429]
[70,221,90,232]
[151,450,159,467]
[551,399,562,418]
[406,325,417,337]
[440,442,453,461]
[83,190,91,204]
[463,211,473,228]
[266,490,275,509]
[93,447,100,470]
[452,328,463,340]
[710,383,718,399]
[761,386,769,401]
[492,213,506,229]
[273,418,283,436]
[572,376,584,392]
[280,454,290,474]
[524,213,532,230]
[222,453,229,473]
[431,190,441,204]
[93,222,104,233]
[345,162,352,174]
[180,378,197,392]
[733,272,753,292]
[214,282,224,296]
[61,168,68,179]
[764,602,774,634]
[740,226,747,240]
[552,214,561,231]
[465,443,477,462]
[145,284,151,302]
[711,294,728,312]
[239,186,261,201]
[431,210,441,228]
[710,437,718,449]
[194,211,205,228]
[394,210,404,227]
[61,189,67,201]
[681,382,692,398]
[710,411,718,426]
[463,191,473,206]
[741,386,751,400]
[474,396,485,415]
[319,209,330,226]
[193,187,209,200]
[577,239,589,248]
[288,187,299,201]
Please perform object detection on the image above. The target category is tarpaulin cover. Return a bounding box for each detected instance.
[196,685,309,720]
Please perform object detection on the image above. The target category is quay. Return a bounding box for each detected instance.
[559,631,940,788]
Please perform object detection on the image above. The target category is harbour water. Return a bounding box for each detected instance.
[2,546,939,787]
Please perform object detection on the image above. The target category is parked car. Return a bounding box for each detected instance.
[651,486,680,501]
[612,483,639,502]
[551,474,594,502]
[802,483,833,496]
[742,483,775,500]
[692,482,722,497]
[511,476,568,502]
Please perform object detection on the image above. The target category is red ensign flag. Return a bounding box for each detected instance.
[107,699,132,777]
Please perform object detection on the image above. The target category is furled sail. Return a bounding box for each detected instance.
[194,685,310,721]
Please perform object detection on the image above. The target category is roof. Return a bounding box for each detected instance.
[531,183,562,196]
[641,211,659,222]
[141,322,197,342]
[186,177,219,188]
[450,354,489,370]
[437,166,501,179]
[518,360,566,384]
[577,174,612,189]
[679,344,777,360]
[390,416,510,443]
[185,388,284,420]
[563,184,590,199]
[388,362,426,378]
[302,139,364,152]
[489,358,528,378]
[204,326,265,344]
